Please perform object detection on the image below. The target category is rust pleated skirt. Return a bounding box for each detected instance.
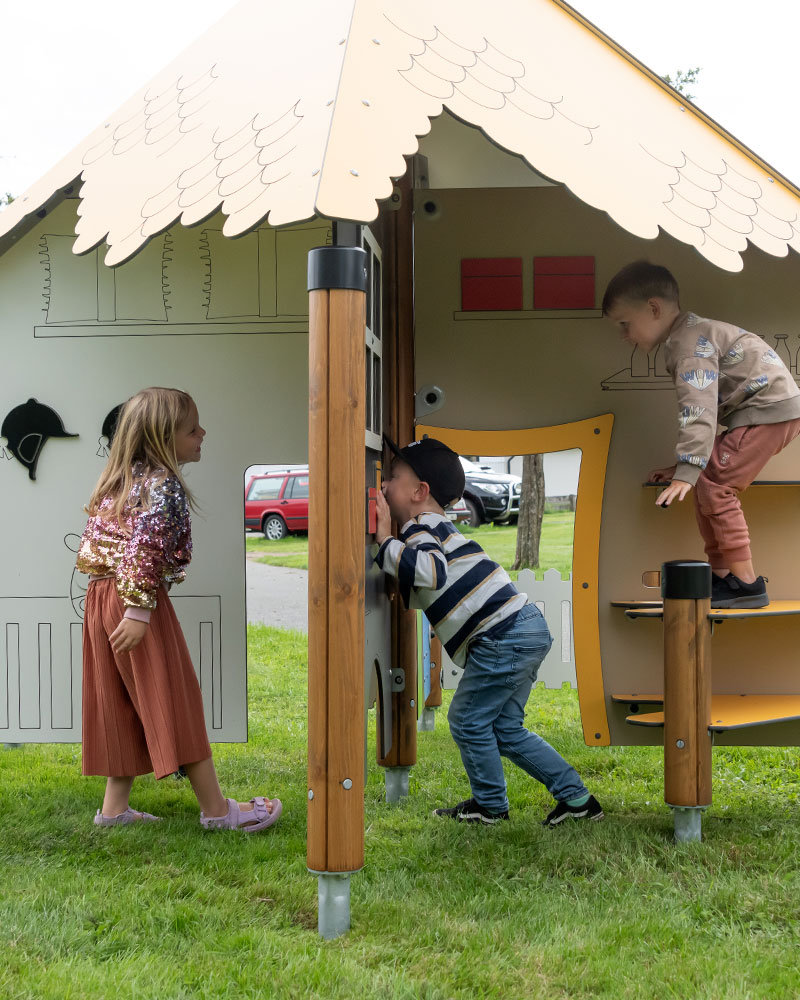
[82,578,212,780]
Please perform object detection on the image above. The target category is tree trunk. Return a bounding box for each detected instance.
[512,453,545,571]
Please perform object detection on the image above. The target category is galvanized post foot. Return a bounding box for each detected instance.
[317,873,350,939]
[417,707,436,732]
[3,743,21,750]
[670,804,707,842]
[384,766,410,802]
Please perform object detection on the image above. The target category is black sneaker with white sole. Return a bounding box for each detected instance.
[433,798,509,825]
[711,573,769,609]
[543,794,604,827]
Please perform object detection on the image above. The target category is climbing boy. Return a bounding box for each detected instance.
[603,260,800,608]
[374,435,603,827]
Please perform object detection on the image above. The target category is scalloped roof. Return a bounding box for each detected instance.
[1,0,799,271]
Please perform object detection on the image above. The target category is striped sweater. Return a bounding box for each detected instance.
[374,512,527,667]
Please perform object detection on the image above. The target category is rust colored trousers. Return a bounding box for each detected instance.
[82,579,211,780]
[694,418,800,570]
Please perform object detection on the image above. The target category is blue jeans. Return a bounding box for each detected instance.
[446,603,588,814]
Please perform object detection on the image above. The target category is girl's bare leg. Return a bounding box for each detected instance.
[183,756,264,817]
[102,776,135,816]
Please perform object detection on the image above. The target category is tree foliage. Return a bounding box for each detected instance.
[661,67,701,101]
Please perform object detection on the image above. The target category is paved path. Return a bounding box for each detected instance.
[246,558,308,633]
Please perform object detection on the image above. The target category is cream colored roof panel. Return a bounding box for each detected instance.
[2,0,799,271]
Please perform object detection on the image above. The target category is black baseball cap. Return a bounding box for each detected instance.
[383,434,465,508]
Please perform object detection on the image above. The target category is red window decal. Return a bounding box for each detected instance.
[461,258,523,311]
[533,256,595,309]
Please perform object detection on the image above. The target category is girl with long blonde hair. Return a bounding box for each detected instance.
[76,387,281,832]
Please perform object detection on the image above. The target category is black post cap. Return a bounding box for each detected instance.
[307,245,368,292]
[661,560,712,600]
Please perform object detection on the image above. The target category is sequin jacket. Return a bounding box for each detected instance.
[76,466,192,610]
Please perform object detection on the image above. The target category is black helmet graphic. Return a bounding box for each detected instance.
[97,403,124,457]
[1,398,79,480]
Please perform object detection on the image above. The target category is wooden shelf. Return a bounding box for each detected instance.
[612,600,800,621]
[643,480,800,487]
[623,694,800,731]
[453,309,602,322]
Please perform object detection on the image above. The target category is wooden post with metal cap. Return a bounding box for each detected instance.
[307,243,368,938]
[662,559,712,842]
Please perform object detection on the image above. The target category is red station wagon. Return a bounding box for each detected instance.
[245,470,309,539]
[245,467,470,539]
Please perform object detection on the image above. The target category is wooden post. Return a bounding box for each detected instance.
[662,560,712,841]
[374,169,418,772]
[307,245,367,889]
[426,634,443,709]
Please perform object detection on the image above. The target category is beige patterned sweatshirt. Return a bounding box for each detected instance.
[664,312,800,485]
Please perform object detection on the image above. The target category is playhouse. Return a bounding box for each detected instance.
[3,0,800,936]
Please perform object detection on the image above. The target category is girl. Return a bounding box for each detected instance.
[76,387,281,832]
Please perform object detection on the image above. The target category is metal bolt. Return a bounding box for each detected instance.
[372,37,381,44]
[350,169,359,177]
[342,778,353,790]
[308,789,314,800]
[676,739,685,749]
[410,699,416,707]
[362,99,371,107]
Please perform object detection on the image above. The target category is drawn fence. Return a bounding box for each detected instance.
[439,568,576,690]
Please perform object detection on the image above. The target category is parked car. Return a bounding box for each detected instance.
[446,496,471,524]
[245,468,309,539]
[246,467,471,538]
[459,457,521,527]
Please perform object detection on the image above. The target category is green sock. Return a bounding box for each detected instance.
[566,793,590,807]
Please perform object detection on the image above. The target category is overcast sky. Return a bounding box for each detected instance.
[2,0,799,198]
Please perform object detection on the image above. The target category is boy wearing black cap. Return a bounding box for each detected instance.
[375,436,603,827]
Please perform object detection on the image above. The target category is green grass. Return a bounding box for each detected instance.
[3,625,800,998]
[245,512,575,580]
[459,513,574,581]
[245,534,309,570]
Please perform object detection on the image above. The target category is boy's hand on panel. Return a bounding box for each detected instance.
[375,490,392,544]
[655,480,692,506]
[649,465,677,483]
[110,618,148,653]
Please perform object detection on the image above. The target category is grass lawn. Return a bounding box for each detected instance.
[3,625,800,999]
[245,513,574,580]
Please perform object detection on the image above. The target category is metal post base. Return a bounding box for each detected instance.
[3,743,21,750]
[317,873,350,939]
[384,766,410,802]
[670,805,706,843]
[417,707,436,732]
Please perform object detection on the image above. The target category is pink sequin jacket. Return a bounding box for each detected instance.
[76,465,192,620]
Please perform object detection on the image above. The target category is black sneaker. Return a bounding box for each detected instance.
[711,573,769,609]
[543,794,604,827]
[433,798,509,825]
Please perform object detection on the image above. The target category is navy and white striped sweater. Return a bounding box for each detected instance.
[374,512,526,667]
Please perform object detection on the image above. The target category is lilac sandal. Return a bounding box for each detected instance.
[200,796,282,833]
[94,808,162,827]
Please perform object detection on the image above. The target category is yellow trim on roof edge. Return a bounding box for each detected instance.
[552,0,800,202]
